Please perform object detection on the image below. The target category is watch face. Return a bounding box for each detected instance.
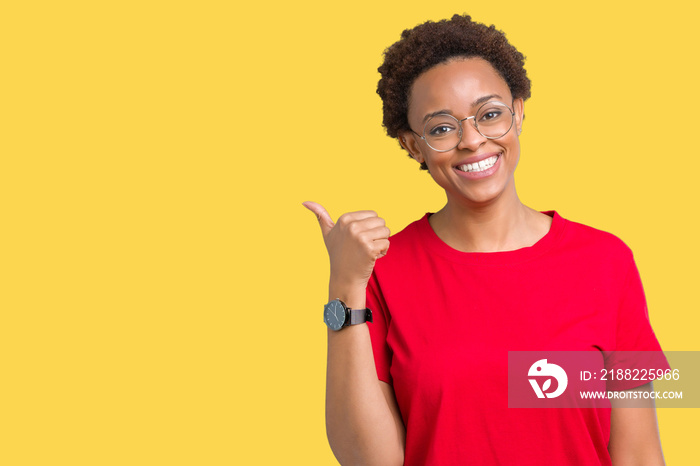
[324,300,346,331]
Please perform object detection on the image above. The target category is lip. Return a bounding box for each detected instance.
[453,152,502,179]
[453,152,502,168]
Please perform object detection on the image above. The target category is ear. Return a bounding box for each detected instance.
[398,131,425,166]
[513,98,525,135]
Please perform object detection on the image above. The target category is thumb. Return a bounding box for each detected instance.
[302,201,335,236]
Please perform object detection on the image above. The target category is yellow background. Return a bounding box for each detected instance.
[2,1,698,464]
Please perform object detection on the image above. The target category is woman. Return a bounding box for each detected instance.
[304,14,668,466]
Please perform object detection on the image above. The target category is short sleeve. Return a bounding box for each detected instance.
[606,253,670,391]
[365,271,393,385]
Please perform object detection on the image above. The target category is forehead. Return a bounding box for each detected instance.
[408,57,511,118]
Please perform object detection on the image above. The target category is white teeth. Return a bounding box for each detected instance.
[457,155,499,173]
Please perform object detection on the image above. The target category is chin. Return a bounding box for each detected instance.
[453,178,513,207]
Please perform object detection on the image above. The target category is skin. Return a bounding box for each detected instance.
[305,56,665,465]
[609,382,666,465]
[401,57,665,464]
[399,57,552,253]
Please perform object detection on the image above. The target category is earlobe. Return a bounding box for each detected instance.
[513,98,525,134]
[399,132,425,165]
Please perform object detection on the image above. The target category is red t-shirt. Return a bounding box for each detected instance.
[366,211,668,466]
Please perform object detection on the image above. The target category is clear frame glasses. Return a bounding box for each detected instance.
[411,100,515,152]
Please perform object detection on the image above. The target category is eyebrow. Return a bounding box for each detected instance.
[421,94,503,123]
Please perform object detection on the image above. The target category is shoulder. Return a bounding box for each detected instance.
[557,212,635,267]
[373,213,429,272]
[386,213,427,247]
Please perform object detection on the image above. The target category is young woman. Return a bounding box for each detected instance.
[304,14,668,466]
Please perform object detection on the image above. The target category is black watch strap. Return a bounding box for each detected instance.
[348,307,373,325]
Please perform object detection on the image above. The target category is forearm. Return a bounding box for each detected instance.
[325,285,404,466]
[609,383,665,465]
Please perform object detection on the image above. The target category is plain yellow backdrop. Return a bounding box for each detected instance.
[1,1,698,464]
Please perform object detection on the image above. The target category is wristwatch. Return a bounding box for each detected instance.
[323,298,373,331]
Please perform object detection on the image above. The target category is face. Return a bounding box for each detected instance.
[400,57,524,207]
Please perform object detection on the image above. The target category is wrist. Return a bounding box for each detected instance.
[328,280,367,310]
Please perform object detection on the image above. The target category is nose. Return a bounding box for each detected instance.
[456,117,487,151]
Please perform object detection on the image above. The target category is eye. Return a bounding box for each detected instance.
[479,110,502,122]
[428,124,456,137]
[426,115,458,136]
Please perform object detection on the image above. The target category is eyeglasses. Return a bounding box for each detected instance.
[410,101,515,152]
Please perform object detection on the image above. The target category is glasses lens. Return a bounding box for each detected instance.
[424,114,461,151]
[475,102,514,139]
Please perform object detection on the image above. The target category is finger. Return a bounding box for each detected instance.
[337,210,379,225]
[345,217,385,239]
[373,239,390,258]
[356,216,386,230]
[302,201,335,236]
[359,225,391,242]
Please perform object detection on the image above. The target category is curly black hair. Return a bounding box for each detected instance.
[377,14,532,170]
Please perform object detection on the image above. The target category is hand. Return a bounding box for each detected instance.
[303,201,390,289]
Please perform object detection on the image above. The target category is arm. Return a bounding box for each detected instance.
[608,382,665,466]
[303,202,405,465]
[325,284,405,466]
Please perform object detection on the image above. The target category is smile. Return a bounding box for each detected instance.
[455,155,499,173]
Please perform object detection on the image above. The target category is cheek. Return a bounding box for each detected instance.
[513,144,521,166]
[504,137,521,170]
[428,171,448,189]
[424,158,452,188]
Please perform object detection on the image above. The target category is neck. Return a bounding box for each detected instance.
[430,184,548,253]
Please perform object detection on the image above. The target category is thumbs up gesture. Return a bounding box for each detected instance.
[303,201,390,290]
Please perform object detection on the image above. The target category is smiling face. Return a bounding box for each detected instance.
[400,57,524,207]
